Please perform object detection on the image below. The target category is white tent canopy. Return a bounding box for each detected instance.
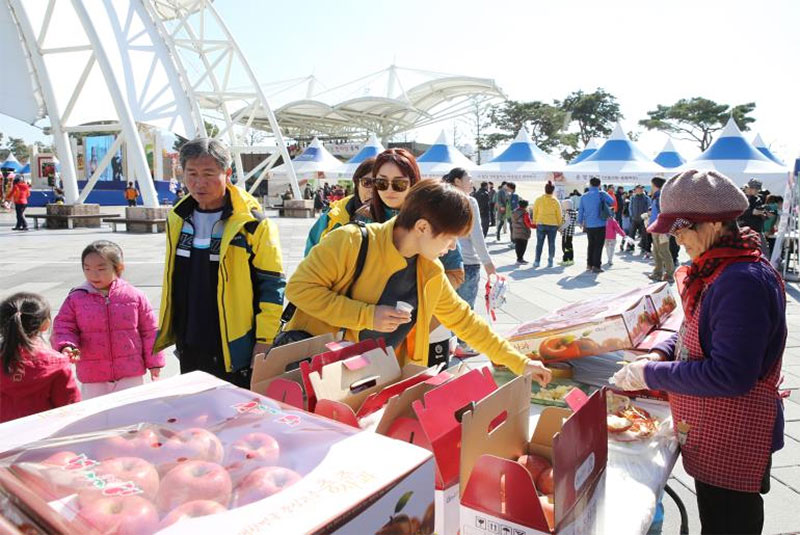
[563,123,666,182]
[752,133,785,165]
[269,137,343,177]
[416,130,476,177]
[474,129,562,180]
[568,138,600,165]
[653,138,686,169]
[338,133,384,177]
[680,119,789,192]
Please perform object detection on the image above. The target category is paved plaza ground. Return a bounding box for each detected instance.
[1,206,799,534]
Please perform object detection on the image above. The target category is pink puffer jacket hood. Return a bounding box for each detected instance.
[52,278,165,383]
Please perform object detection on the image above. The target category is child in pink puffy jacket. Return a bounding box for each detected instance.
[52,240,165,399]
[604,217,628,266]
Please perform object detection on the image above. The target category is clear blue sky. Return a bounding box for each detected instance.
[3,0,798,161]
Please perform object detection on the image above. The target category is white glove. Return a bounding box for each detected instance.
[610,360,649,391]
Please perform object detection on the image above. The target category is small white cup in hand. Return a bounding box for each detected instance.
[395,301,414,314]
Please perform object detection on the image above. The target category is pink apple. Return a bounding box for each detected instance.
[158,500,227,529]
[77,495,159,535]
[156,461,231,512]
[77,457,159,508]
[96,429,161,461]
[31,451,93,498]
[162,428,224,464]
[233,466,302,507]
[227,432,280,465]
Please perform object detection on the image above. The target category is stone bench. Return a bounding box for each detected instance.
[103,217,167,234]
[29,213,118,230]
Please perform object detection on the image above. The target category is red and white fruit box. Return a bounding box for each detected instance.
[460,376,608,534]
[250,332,341,408]
[0,372,435,535]
[646,282,679,325]
[412,367,498,535]
[506,284,662,363]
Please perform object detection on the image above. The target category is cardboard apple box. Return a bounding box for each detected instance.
[412,367,499,535]
[250,332,341,409]
[308,343,440,429]
[460,376,608,534]
[646,282,679,324]
[506,285,661,363]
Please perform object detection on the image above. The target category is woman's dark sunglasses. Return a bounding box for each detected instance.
[359,177,374,188]
[374,178,410,192]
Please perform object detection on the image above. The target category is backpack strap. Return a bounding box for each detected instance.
[280,221,369,327]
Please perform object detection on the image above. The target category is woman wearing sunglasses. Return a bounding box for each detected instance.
[285,180,551,385]
[612,170,786,535]
[304,158,375,256]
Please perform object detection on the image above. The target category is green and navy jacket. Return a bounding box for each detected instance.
[304,195,360,256]
[155,184,285,372]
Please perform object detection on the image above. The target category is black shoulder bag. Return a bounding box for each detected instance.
[272,221,369,348]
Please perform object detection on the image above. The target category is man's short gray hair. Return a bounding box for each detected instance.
[180,137,231,171]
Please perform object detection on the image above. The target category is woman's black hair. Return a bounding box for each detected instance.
[518,199,529,209]
[442,167,468,184]
[0,293,51,375]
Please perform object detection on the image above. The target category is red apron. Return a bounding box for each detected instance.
[670,259,782,493]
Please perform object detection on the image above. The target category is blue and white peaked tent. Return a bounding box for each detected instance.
[681,118,788,192]
[654,138,686,169]
[416,130,475,177]
[19,163,31,175]
[269,137,343,178]
[564,123,665,182]
[339,133,384,177]
[568,138,600,165]
[752,133,784,165]
[475,128,561,180]
[1,153,22,172]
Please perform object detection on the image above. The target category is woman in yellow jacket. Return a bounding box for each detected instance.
[532,181,562,268]
[284,180,551,384]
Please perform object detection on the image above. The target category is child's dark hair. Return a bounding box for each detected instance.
[0,293,51,375]
[82,240,124,275]
[396,180,472,237]
[518,199,529,209]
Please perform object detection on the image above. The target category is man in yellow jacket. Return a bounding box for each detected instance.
[284,180,551,385]
[532,182,562,268]
[155,138,285,387]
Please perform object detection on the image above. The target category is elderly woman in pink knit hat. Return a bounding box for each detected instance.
[612,170,787,535]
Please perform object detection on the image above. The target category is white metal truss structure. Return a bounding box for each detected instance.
[1,0,301,204]
[143,0,301,198]
[246,65,507,142]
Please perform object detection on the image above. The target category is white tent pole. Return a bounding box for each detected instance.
[70,0,159,207]
[6,0,80,204]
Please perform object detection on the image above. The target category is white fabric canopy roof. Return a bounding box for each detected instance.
[269,137,344,177]
[416,130,476,177]
[338,133,384,177]
[474,129,562,180]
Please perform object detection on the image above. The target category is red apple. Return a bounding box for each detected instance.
[77,457,159,507]
[539,494,555,528]
[31,451,94,498]
[536,467,555,495]
[77,495,159,535]
[156,461,231,512]
[162,428,224,464]
[227,433,280,465]
[233,466,302,507]
[96,429,161,461]
[517,454,551,483]
[158,500,227,529]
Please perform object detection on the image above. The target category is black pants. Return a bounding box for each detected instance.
[489,206,496,226]
[669,235,680,264]
[480,213,490,237]
[641,230,652,253]
[627,218,646,250]
[562,234,574,262]
[514,238,528,262]
[127,199,137,207]
[176,345,252,389]
[695,458,771,535]
[586,227,605,268]
[14,203,27,229]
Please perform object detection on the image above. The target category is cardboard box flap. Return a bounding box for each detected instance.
[460,375,531,499]
[547,389,607,527]
[264,378,304,409]
[460,454,551,531]
[412,367,497,488]
[309,347,401,407]
[250,332,339,395]
[356,364,437,419]
[300,338,386,411]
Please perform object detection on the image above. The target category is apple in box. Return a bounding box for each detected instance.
[77,457,160,507]
[460,377,608,533]
[159,500,227,530]
[76,495,159,535]
[232,466,302,507]
[155,461,231,512]
[96,428,161,461]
